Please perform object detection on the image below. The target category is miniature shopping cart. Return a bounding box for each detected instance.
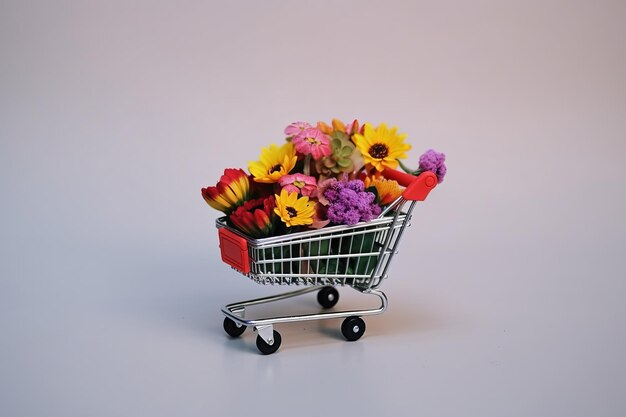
[217,169,438,354]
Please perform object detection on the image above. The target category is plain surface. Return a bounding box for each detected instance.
[1,1,626,416]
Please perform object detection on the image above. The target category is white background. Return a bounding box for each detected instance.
[2,1,625,416]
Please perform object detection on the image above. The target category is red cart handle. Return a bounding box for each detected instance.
[381,169,437,201]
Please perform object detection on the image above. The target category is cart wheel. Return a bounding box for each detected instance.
[317,286,339,308]
[341,316,366,341]
[256,330,282,355]
[223,317,246,338]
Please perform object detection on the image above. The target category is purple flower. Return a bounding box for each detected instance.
[324,188,339,202]
[324,179,381,225]
[346,180,364,193]
[344,209,361,225]
[418,149,447,183]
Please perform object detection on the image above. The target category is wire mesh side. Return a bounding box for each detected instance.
[215,196,416,288]
[244,215,407,286]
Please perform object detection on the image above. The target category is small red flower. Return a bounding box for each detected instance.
[228,196,276,238]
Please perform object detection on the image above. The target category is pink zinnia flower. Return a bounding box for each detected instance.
[310,202,330,229]
[313,177,337,205]
[278,173,317,196]
[292,128,331,160]
[284,121,312,137]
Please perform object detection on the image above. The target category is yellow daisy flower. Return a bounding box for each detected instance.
[353,123,411,172]
[249,142,297,183]
[274,189,315,227]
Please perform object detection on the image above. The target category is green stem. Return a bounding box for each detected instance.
[304,154,311,176]
[397,159,418,175]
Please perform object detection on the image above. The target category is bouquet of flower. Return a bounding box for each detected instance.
[202,119,446,277]
[202,119,446,239]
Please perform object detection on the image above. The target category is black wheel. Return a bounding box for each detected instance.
[223,317,246,337]
[256,330,282,355]
[317,286,339,308]
[341,316,366,341]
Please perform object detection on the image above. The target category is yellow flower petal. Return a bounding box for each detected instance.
[249,142,297,183]
[353,122,411,172]
[274,189,314,227]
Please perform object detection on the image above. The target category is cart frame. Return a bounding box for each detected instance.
[217,169,438,354]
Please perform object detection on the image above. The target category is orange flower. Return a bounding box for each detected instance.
[331,118,346,133]
[316,121,333,135]
[364,175,404,206]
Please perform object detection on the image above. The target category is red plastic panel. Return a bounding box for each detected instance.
[402,171,437,201]
[381,169,437,201]
[218,228,250,274]
[381,168,419,187]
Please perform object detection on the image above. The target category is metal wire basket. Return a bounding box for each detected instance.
[217,209,408,288]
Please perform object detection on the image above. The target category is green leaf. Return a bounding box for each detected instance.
[340,146,353,157]
[262,246,296,275]
[352,255,377,275]
[317,259,341,275]
[340,232,379,275]
[305,239,330,273]
[337,158,352,168]
[307,233,380,276]
[332,131,349,142]
[366,186,380,204]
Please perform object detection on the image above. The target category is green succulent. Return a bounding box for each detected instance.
[316,132,356,176]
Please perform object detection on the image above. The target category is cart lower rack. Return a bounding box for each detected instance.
[217,169,438,354]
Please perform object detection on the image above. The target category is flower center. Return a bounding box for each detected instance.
[293,180,305,189]
[269,164,282,174]
[306,137,319,145]
[286,206,298,218]
[369,143,389,159]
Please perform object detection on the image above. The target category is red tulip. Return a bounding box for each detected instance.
[229,196,276,238]
[201,168,250,214]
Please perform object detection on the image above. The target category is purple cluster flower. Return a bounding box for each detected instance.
[418,149,447,183]
[324,179,381,226]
